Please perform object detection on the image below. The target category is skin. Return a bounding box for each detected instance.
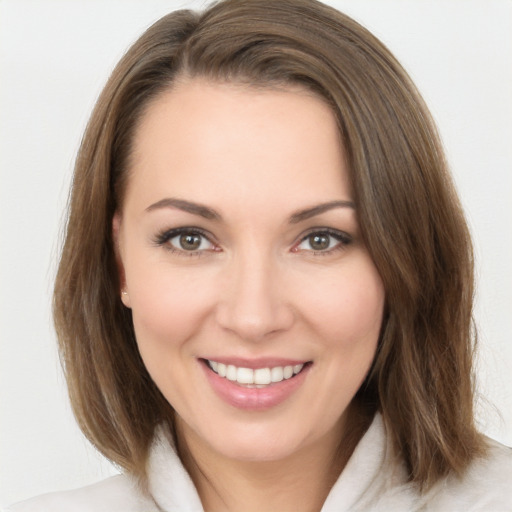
[114,79,385,512]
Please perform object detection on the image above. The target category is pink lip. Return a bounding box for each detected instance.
[202,356,308,369]
[200,359,311,411]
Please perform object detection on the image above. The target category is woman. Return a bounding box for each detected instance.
[5,0,511,510]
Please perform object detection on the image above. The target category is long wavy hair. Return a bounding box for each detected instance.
[54,0,485,491]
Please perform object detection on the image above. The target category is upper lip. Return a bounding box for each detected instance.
[200,357,311,369]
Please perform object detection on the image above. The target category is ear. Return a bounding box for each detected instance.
[112,212,131,308]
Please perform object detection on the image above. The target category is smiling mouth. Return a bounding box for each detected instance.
[203,359,310,388]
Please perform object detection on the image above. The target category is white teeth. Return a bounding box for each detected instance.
[237,367,254,384]
[217,363,227,377]
[283,365,293,379]
[226,365,237,381]
[254,368,271,385]
[207,360,306,386]
[271,366,284,383]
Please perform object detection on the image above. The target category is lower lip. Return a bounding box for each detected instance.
[201,361,311,411]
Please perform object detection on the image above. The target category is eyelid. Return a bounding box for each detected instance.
[153,226,352,256]
[153,226,219,254]
[292,227,353,253]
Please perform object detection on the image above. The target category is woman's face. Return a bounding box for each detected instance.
[115,80,385,463]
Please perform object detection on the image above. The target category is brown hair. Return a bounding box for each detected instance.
[54,0,485,492]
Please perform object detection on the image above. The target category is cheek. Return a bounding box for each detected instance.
[333,279,384,343]
[125,256,217,353]
[126,264,219,405]
[298,260,385,348]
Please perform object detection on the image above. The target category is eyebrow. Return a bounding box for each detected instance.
[145,197,355,223]
[289,200,355,223]
[145,198,221,220]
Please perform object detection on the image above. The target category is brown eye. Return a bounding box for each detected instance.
[294,229,352,254]
[308,234,330,251]
[158,229,215,253]
[179,233,202,251]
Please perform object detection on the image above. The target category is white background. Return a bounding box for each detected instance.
[1,0,511,506]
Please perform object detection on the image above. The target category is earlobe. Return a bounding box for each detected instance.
[121,289,131,308]
[113,213,131,308]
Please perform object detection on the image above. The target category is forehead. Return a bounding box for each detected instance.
[125,79,351,214]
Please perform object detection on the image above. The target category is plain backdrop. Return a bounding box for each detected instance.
[1,0,511,506]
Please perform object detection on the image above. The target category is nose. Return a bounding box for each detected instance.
[215,249,294,342]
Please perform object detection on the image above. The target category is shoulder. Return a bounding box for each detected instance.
[419,438,512,510]
[3,474,158,512]
[327,413,512,511]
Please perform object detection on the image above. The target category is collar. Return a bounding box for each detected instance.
[146,413,402,512]
[147,426,204,512]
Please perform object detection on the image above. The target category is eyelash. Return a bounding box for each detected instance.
[293,228,352,256]
[153,227,218,257]
[153,227,352,256]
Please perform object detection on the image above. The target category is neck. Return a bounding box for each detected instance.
[175,402,372,512]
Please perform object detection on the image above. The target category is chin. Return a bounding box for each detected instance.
[202,421,319,463]
[218,441,300,463]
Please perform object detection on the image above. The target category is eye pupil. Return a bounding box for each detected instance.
[309,234,330,250]
[180,233,201,250]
